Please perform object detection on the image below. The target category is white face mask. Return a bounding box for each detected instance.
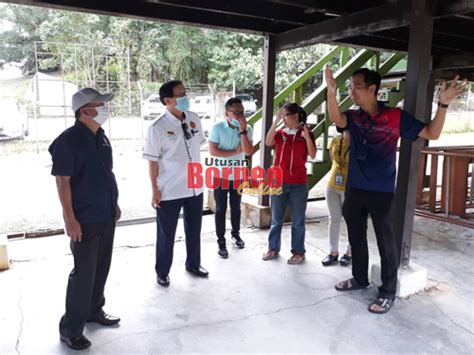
[93,106,109,125]
[284,127,298,135]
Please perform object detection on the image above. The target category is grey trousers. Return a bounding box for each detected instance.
[325,186,351,254]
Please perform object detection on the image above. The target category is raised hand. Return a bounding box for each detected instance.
[438,75,468,105]
[275,107,285,123]
[301,124,311,140]
[325,65,337,95]
[237,116,247,131]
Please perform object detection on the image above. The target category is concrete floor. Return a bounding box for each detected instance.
[1,201,473,354]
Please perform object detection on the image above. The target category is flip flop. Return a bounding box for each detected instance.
[335,277,370,291]
[368,298,395,314]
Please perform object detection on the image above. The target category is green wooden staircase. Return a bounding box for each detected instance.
[246,46,406,194]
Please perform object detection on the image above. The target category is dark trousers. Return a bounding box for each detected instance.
[59,221,116,338]
[343,187,398,299]
[155,193,203,278]
[214,179,242,244]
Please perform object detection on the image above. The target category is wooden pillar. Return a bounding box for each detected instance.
[258,34,277,207]
[428,153,439,212]
[448,155,471,216]
[392,0,434,267]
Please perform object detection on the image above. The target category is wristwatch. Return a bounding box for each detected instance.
[240,130,248,135]
[438,101,449,109]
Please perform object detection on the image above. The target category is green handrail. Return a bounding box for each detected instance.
[334,52,406,113]
[247,46,343,126]
[249,50,406,156]
[301,49,376,114]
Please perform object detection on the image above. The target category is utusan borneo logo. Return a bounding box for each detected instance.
[187,158,283,195]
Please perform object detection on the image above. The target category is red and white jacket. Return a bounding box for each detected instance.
[273,128,315,185]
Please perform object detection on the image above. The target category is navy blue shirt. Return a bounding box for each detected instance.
[340,102,426,193]
[49,121,119,224]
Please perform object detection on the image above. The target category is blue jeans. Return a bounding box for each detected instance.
[268,183,308,254]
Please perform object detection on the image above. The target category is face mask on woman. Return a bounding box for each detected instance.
[283,127,299,135]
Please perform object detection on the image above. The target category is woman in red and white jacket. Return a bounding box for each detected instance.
[263,103,316,264]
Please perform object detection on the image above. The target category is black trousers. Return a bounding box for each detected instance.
[343,187,398,299]
[59,220,116,338]
[214,179,242,245]
[155,193,203,278]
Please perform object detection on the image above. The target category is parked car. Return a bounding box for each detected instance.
[0,100,29,141]
[142,94,165,120]
[191,95,214,119]
[235,94,257,116]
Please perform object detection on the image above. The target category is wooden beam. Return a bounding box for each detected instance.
[275,3,408,51]
[433,53,474,70]
[431,68,474,81]
[337,35,460,56]
[263,0,389,15]
[0,0,295,35]
[437,0,474,17]
[146,0,325,26]
[262,0,328,10]
[337,35,409,53]
[392,0,434,268]
[258,34,277,207]
[434,16,474,41]
[375,27,473,53]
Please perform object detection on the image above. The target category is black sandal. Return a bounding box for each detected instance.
[368,298,394,314]
[339,254,352,266]
[335,277,370,291]
[322,254,339,266]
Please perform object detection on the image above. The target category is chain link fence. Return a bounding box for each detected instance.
[0,41,237,235]
[3,41,472,236]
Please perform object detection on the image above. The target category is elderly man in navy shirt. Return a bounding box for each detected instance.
[49,88,121,350]
[325,66,466,314]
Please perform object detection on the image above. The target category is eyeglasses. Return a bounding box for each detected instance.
[181,123,192,140]
[227,110,244,116]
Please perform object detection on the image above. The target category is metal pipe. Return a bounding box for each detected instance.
[33,41,40,154]
[60,53,68,128]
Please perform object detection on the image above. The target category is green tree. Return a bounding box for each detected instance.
[109,19,170,82]
[0,4,51,73]
[37,11,112,84]
[1,4,337,105]
[167,26,209,83]
[276,45,328,92]
[207,31,263,92]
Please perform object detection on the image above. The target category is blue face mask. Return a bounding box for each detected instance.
[175,96,190,112]
[231,118,240,128]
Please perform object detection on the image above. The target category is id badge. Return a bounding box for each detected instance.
[335,173,344,186]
